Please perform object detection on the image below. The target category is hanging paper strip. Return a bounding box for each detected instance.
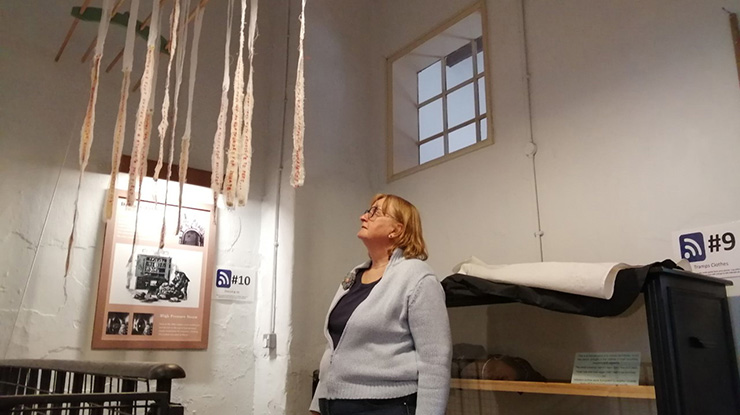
[65,0,113,280]
[168,0,191,183]
[126,6,163,287]
[104,0,141,221]
[159,0,191,248]
[223,0,248,208]
[78,0,112,172]
[140,31,161,183]
[211,0,235,212]
[127,0,161,206]
[139,1,166,189]
[154,0,181,180]
[237,0,259,206]
[176,6,205,231]
[290,0,307,188]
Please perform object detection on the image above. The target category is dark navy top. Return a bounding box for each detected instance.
[328,269,380,348]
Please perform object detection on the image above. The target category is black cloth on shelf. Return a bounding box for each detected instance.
[441,260,681,317]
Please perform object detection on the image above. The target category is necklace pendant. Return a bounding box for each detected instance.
[341,272,355,290]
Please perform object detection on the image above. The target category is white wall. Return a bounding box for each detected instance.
[249,1,305,413]
[0,1,288,414]
[284,0,380,412]
[529,0,740,264]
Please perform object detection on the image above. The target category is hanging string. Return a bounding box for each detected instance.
[154,0,181,181]
[125,1,163,288]
[176,5,205,232]
[237,0,259,206]
[104,0,141,221]
[159,0,191,249]
[290,0,307,188]
[211,0,235,220]
[223,0,248,207]
[65,0,113,284]
[127,0,162,205]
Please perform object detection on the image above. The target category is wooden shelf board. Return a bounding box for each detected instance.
[450,378,656,400]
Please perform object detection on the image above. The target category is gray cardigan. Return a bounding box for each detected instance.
[310,249,452,414]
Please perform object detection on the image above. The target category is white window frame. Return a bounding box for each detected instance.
[386,1,493,181]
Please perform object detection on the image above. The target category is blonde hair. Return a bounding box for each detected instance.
[372,194,428,260]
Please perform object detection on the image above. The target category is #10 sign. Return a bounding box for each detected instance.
[213,266,255,302]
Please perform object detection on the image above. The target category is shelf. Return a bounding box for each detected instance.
[450,378,656,400]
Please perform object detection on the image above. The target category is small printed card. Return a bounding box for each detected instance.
[571,352,641,385]
[673,221,740,280]
[213,266,255,302]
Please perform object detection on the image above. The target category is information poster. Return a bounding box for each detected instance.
[92,192,216,349]
[673,221,740,280]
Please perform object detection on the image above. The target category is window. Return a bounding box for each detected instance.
[387,2,492,180]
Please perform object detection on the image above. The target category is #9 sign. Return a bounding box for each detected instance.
[673,221,740,280]
[213,266,255,302]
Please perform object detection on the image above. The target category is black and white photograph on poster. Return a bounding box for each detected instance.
[108,243,203,308]
[132,313,154,336]
[178,214,206,247]
[105,312,129,335]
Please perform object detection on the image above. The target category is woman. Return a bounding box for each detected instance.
[309,194,451,415]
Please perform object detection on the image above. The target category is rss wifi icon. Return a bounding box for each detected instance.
[216,269,232,288]
[679,232,706,262]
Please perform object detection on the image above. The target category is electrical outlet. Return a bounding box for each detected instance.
[263,333,276,349]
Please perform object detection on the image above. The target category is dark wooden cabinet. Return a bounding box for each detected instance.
[644,268,740,415]
[445,266,740,414]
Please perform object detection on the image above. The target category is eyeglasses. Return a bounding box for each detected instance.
[362,206,385,220]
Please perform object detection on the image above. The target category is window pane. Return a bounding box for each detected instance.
[418,61,442,103]
[476,50,484,74]
[447,83,475,128]
[449,123,477,153]
[420,137,444,164]
[418,99,443,140]
[481,117,488,141]
[478,77,486,115]
[446,55,473,89]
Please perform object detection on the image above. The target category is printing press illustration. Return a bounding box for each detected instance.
[131,254,190,303]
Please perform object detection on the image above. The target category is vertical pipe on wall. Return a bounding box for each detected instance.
[267,0,294,341]
[519,0,544,262]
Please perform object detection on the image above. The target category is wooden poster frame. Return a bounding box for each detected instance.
[92,190,216,349]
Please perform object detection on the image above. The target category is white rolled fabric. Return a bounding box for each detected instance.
[452,257,631,300]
